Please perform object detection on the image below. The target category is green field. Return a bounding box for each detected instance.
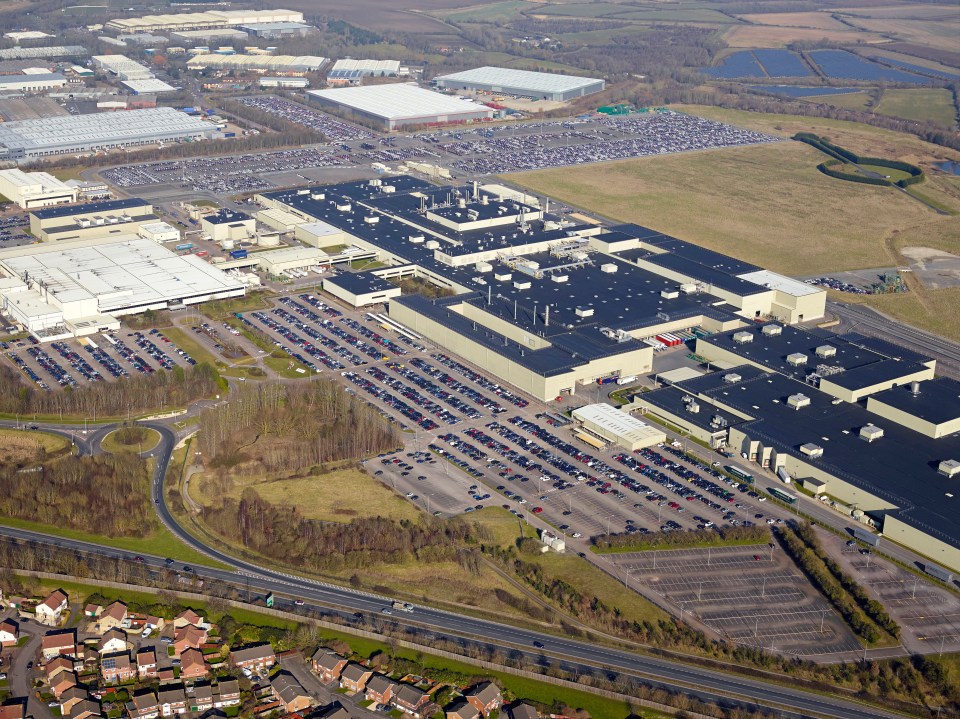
[800,91,873,112]
[875,88,957,128]
[100,427,161,454]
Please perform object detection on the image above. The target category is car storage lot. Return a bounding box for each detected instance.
[606,544,862,657]
[1,328,198,390]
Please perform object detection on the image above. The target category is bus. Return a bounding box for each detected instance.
[725,465,754,484]
[767,486,797,505]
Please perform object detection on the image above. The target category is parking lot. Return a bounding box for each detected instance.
[606,544,862,657]
[100,108,778,196]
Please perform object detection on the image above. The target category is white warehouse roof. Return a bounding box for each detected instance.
[434,66,603,95]
[572,403,666,448]
[122,79,177,94]
[737,269,823,297]
[308,83,492,122]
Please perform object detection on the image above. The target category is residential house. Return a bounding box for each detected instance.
[465,682,502,716]
[172,626,206,657]
[0,700,25,719]
[365,675,398,705]
[173,610,206,630]
[214,679,240,708]
[311,650,347,683]
[0,618,18,647]
[157,686,187,716]
[144,616,165,632]
[270,671,312,713]
[51,671,78,699]
[41,629,78,660]
[97,602,128,633]
[101,652,136,684]
[68,699,101,719]
[393,684,429,717]
[36,590,68,626]
[84,604,102,619]
[156,668,175,684]
[60,686,88,715]
[189,685,213,713]
[126,691,159,719]
[136,648,158,679]
[46,656,75,680]
[446,699,480,719]
[98,629,128,655]
[229,643,276,671]
[178,649,208,680]
[314,703,350,719]
[507,703,539,719]
[338,662,372,692]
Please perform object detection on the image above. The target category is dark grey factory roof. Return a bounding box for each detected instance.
[325,271,395,295]
[869,378,960,425]
[702,373,960,550]
[674,364,768,394]
[640,252,769,296]
[610,223,761,276]
[31,197,147,220]
[822,358,928,391]
[204,209,252,225]
[837,332,934,366]
[639,385,745,433]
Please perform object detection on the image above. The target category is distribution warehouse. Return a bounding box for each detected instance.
[307,84,494,130]
[434,66,605,102]
[105,9,303,33]
[0,107,213,161]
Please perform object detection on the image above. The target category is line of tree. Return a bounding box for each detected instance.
[591,525,770,552]
[796,133,925,188]
[818,160,891,186]
[792,522,900,639]
[0,361,224,418]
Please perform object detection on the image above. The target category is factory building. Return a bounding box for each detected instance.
[122,79,177,94]
[259,76,310,89]
[240,22,314,39]
[434,66,604,102]
[0,46,87,61]
[307,84,494,130]
[571,403,666,451]
[201,209,255,242]
[0,236,244,340]
[326,59,402,85]
[106,9,303,34]
[0,107,213,161]
[631,368,960,573]
[0,169,78,209]
[92,54,153,80]
[170,28,249,43]
[29,198,156,242]
[187,54,326,73]
[0,73,68,93]
[137,221,180,243]
[323,272,401,308]
[254,246,328,276]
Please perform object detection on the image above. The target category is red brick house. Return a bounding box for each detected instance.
[465,682,502,716]
[311,650,347,683]
[178,648,208,680]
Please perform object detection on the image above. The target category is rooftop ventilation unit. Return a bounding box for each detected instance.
[723,373,742,384]
[575,306,594,318]
[762,324,782,337]
[335,202,351,212]
[382,185,395,194]
[661,289,679,299]
[494,271,512,281]
[733,331,753,344]
[310,192,325,200]
[816,345,837,358]
[800,443,824,459]
[680,283,697,294]
[710,414,728,428]
[513,280,531,290]
[296,189,309,195]
[466,209,479,220]
[600,263,617,273]
[787,393,810,410]
[363,215,379,224]
[786,352,808,366]
[686,401,700,414]
[408,235,424,244]
[425,240,439,250]
[551,274,568,283]
[475,261,492,273]
[860,424,884,442]
[938,459,960,478]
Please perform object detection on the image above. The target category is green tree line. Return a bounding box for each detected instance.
[591,525,770,552]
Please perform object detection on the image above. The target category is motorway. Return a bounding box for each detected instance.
[0,417,911,719]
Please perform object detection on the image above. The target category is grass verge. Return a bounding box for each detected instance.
[100,428,161,454]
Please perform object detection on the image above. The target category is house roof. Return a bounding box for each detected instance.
[130,692,157,711]
[315,705,350,719]
[102,601,127,622]
[180,648,205,668]
[0,702,25,719]
[0,618,18,634]
[271,671,308,704]
[216,679,240,696]
[41,590,68,611]
[101,652,132,672]
[42,629,76,650]
[446,699,479,719]
[68,699,100,719]
[193,684,213,701]
[340,662,370,681]
[466,681,501,704]
[311,649,346,670]
[158,686,186,704]
[365,674,397,694]
[46,657,74,676]
[176,609,203,625]
[99,629,126,648]
[230,643,275,663]
[394,683,427,706]
[174,625,206,647]
[137,647,157,664]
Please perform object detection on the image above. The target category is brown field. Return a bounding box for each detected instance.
[0,428,69,465]
[842,18,960,52]
[835,4,960,20]
[723,24,886,48]
[281,0,473,32]
[737,12,850,31]
[860,47,960,75]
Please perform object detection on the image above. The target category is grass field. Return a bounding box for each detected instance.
[801,91,873,112]
[875,88,957,128]
[161,327,220,367]
[100,427,161,454]
[723,25,884,47]
[737,11,849,30]
[193,466,422,523]
[0,427,69,463]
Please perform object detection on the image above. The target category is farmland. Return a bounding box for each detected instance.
[875,88,958,128]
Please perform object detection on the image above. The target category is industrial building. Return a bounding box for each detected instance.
[201,209,255,242]
[326,59,402,85]
[631,368,960,572]
[92,54,153,80]
[137,221,180,243]
[0,46,87,61]
[0,107,213,161]
[0,169,78,209]
[105,9,303,34]
[259,77,309,89]
[323,272,401,308]
[187,54,326,73]
[0,73,68,93]
[571,403,666,451]
[29,198,157,242]
[240,22,314,39]
[170,28,249,43]
[122,79,177,94]
[253,246,328,275]
[0,236,245,340]
[307,84,494,130]
[433,66,605,102]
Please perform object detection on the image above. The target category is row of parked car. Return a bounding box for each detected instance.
[367,366,460,425]
[386,362,481,420]
[433,353,529,408]
[50,341,101,383]
[410,358,507,414]
[342,370,439,431]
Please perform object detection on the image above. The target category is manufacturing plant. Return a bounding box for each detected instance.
[29,198,159,243]
[0,236,245,340]
[0,73,68,93]
[434,66,605,102]
[0,108,214,161]
[187,54,327,74]
[256,176,826,401]
[327,59,403,85]
[105,9,303,34]
[0,169,78,209]
[632,340,960,572]
[307,84,495,130]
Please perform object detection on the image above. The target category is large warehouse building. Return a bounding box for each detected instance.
[0,236,245,340]
[0,107,213,161]
[307,84,494,130]
[187,54,326,73]
[0,169,78,209]
[0,73,68,93]
[106,9,303,33]
[434,66,605,102]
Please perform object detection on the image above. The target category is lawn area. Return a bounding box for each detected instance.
[200,292,274,320]
[0,427,69,463]
[192,466,421,523]
[100,427,161,454]
[0,515,229,568]
[161,327,220,367]
[875,88,957,128]
[263,355,309,378]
